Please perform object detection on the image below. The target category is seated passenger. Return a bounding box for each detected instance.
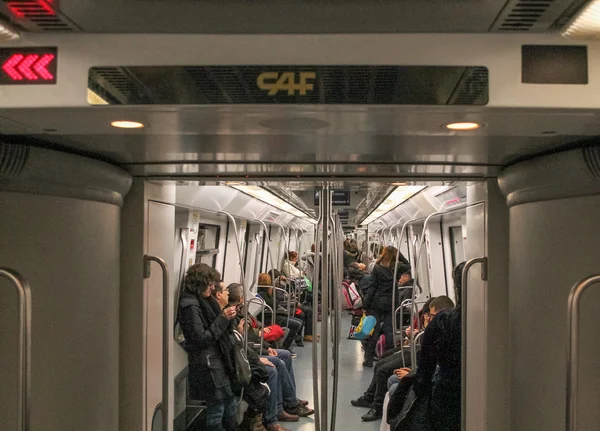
[351,296,455,422]
[224,284,315,429]
[257,273,306,350]
[177,264,238,431]
[282,251,302,279]
[348,262,367,283]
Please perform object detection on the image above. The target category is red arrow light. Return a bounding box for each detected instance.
[0,49,56,84]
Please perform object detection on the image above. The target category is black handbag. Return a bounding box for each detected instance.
[232,330,252,387]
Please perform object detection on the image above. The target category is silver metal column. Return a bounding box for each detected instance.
[320,185,331,431]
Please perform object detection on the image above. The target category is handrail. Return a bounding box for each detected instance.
[274,222,289,273]
[331,214,343,431]
[321,185,331,431]
[460,256,488,431]
[566,275,600,431]
[312,190,323,431]
[0,268,32,431]
[254,219,279,327]
[143,255,172,431]
[219,211,248,354]
[246,296,268,356]
[249,232,262,293]
[258,285,293,327]
[392,220,412,347]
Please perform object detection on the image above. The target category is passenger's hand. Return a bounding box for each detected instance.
[268,348,278,357]
[394,368,411,379]
[260,357,275,367]
[237,318,245,333]
[264,327,272,334]
[222,306,237,320]
[405,327,418,337]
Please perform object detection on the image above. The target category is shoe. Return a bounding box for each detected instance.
[295,340,305,347]
[286,404,315,417]
[361,408,382,422]
[266,424,291,431]
[350,396,373,408]
[363,359,374,368]
[303,335,313,342]
[277,411,300,422]
[298,399,309,406]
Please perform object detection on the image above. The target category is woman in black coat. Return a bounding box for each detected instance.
[178,263,240,431]
[362,246,410,367]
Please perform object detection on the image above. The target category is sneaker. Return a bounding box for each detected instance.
[295,339,305,347]
[286,404,315,417]
[277,411,300,422]
[361,408,382,422]
[350,396,373,408]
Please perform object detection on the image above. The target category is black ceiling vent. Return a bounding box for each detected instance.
[583,145,600,179]
[447,67,489,105]
[1,0,80,32]
[0,142,29,178]
[491,0,560,32]
[89,67,155,105]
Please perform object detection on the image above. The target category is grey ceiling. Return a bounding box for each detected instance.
[0,0,585,34]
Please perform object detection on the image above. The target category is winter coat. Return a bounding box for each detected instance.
[363,263,400,312]
[178,290,237,402]
[282,260,302,279]
[343,249,358,270]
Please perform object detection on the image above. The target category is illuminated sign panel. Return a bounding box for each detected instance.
[0,47,57,85]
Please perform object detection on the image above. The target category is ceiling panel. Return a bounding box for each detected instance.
[0,0,578,34]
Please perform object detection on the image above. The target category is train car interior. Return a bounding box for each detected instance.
[1,1,600,431]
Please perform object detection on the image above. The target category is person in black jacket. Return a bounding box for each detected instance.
[178,263,239,431]
[362,246,410,367]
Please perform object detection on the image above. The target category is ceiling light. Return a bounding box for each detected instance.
[0,19,20,41]
[562,0,600,39]
[445,122,482,131]
[361,185,426,225]
[111,120,144,129]
[231,185,314,220]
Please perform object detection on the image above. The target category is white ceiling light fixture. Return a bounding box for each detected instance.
[230,185,314,220]
[0,18,20,41]
[361,185,426,225]
[562,0,600,39]
[445,122,482,131]
[111,120,145,129]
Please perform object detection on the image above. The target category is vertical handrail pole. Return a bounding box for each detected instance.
[219,212,248,354]
[321,185,331,431]
[274,222,289,273]
[460,256,488,431]
[566,275,600,431]
[331,214,343,431]
[0,268,32,431]
[390,220,406,348]
[247,297,267,356]
[255,220,279,327]
[143,255,172,431]
[312,193,323,431]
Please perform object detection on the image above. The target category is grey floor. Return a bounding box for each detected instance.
[286,313,381,431]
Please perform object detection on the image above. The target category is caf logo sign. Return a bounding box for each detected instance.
[257,71,316,96]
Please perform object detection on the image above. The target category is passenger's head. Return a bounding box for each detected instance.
[397,263,412,285]
[311,243,316,253]
[183,263,221,298]
[376,246,398,268]
[227,283,244,306]
[258,273,272,286]
[344,239,351,249]
[429,295,455,317]
[288,251,299,262]
[212,281,230,307]
[348,241,359,253]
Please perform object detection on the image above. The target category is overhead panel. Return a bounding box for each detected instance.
[0,0,80,32]
[490,0,583,32]
[87,65,489,106]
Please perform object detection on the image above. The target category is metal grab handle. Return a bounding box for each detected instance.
[259,285,293,327]
[254,219,279,328]
[0,268,32,431]
[566,275,600,431]
[143,255,171,431]
[246,297,268,356]
[312,193,323,431]
[392,220,412,348]
[460,256,488,431]
[321,185,331,431]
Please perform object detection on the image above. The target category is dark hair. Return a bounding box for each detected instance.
[376,246,398,268]
[227,283,244,305]
[397,263,412,277]
[430,295,455,312]
[288,251,298,260]
[268,269,281,280]
[183,263,221,296]
[422,297,435,314]
[311,243,316,253]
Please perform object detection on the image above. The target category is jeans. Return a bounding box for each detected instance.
[274,349,296,390]
[363,350,412,412]
[276,315,303,349]
[263,354,299,425]
[365,308,394,359]
[206,396,237,430]
[387,374,401,397]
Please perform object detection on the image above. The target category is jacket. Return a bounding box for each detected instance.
[178,291,236,402]
[282,260,302,279]
[363,263,399,312]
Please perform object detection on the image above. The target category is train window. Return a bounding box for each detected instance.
[87,65,489,106]
[449,226,465,269]
[195,224,220,268]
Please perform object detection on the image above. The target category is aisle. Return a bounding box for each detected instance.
[286,312,382,431]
